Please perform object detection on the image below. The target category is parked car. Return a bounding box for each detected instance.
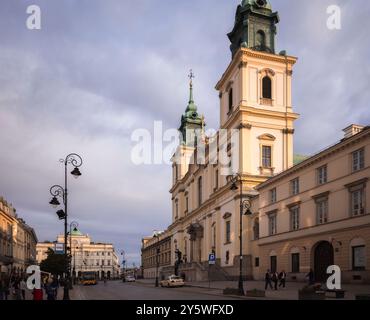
[125,275,136,282]
[160,275,185,288]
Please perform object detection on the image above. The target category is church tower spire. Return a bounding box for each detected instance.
[179,70,204,146]
[228,0,279,58]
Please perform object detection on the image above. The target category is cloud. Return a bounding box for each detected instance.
[0,0,369,265]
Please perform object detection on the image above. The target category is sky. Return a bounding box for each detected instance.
[0,0,369,267]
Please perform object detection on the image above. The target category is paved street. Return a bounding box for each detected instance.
[69,281,238,300]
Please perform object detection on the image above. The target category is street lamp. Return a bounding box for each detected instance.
[153,231,161,287]
[121,250,126,281]
[69,221,79,287]
[227,173,253,296]
[49,153,83,300]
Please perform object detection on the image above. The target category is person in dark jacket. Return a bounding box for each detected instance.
[272,272,279,291]
[265,270,273,290]
[306,269,315,286]
[279,270,287,289]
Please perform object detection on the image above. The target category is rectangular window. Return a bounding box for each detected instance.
[352,149,365,172]
[291,178,300,196]
[352,246,366,271]
[255,257,260,268]
[291,253,300,273]
[270,256,277,273]
[185,197,189,213]
[290,206,300,231]
[270,188,277,204]
[351,189,365,216]
[268,214,277,236]
[262,146,272,168]
[225,221,231,243]
[317,165,328,185]
[316,199,329,224]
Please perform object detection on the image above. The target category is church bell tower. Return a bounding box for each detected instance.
[216,0,299,182]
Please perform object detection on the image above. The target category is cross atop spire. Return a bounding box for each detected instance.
[188,69,195,103]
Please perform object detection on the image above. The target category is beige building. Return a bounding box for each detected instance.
[0,197,38,276]
[37,228,120,280]
[255,125,370,283]
[141,233,172,279]
[141,0,370,284]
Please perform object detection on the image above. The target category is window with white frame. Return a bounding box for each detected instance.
[291,178,300,196]
[316,198,329,224]
[352,149,365,172]
[262,146,272,168]
[268,213,277,236]
[352,246,366,271]
[317,165,328,185]
[290,206,300,231]
[225,221,231,243]
[351,187,365,216]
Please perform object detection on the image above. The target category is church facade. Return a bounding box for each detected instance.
[141,0,370,284]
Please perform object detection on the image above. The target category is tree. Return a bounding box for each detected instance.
[40,248,69,276]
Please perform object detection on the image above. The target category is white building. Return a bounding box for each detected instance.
[36,228,120,280]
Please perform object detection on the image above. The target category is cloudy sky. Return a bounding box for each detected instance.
[0,0,369,266]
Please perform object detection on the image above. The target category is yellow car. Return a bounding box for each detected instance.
[160,275,185,288]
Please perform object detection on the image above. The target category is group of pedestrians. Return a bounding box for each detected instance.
[0,274,60,300]
[264,268,317,291]
[265,270,287,290]
[0,276,27,300]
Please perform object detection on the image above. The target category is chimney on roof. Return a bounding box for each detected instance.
[343,124,365,139]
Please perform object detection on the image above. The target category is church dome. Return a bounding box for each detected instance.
[241,0,272,10]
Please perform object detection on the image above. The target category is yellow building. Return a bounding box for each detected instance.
[0,197,38,276]
[142,0,370,284]
[36,229,121,280]
[255,125,370,283]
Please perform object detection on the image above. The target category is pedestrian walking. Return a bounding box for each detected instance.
[45,279,56,301]
[12,279,22,300]
[264,270,273,290]
[20,278,27,300]
[51,277,59,300]
[272,271,279,291]
[279,270,287,289]
[104,277,107,286]
[306,269,315,286]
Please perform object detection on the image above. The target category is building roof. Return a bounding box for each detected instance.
[256,125,370,190]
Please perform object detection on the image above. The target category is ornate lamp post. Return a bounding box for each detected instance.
[227,173,253,296]
[121,250,126,281]
[69,221,79,286]
[49,153,83,300]
[153,231,161,287]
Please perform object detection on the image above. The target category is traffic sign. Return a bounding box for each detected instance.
[209,253,216,265]
[55,243,65,255]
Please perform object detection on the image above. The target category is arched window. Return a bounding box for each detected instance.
[256,30,266,48]
[262,76,272,99]
[198,177,203,207]
[228,88,233,113]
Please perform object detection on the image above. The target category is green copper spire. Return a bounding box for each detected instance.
[186,70,197,113]
[179,70,205,146]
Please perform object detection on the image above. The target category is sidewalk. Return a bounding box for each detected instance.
[136,279,370,300]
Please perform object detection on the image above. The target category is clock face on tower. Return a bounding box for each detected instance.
[255,0,267,8]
